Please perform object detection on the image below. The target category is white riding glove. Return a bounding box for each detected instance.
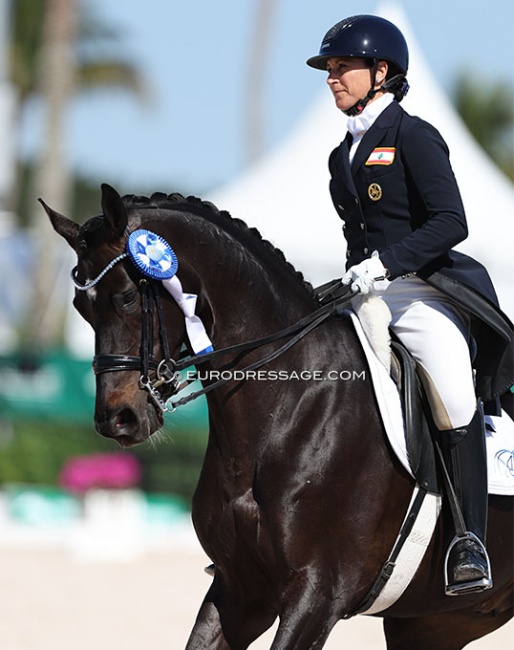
[342,251,390,295]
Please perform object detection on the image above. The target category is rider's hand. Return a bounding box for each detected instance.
[342,251,390,295]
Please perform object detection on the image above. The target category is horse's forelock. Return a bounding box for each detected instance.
[77,215,105,245]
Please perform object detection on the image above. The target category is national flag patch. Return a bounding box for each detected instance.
[365,147,396,165]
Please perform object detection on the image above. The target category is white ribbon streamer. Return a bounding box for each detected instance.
[162,275,213,355]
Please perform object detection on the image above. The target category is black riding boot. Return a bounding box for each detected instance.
[441,404,493,596]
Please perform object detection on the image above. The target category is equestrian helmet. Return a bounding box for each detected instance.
[306,14,409,75]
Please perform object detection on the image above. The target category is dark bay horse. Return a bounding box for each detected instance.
[44,184,513,649]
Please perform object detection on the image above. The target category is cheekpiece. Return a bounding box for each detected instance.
[127,229,178,280]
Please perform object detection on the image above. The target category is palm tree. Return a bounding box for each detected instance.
[11,0,145,110]
[10,0,146,349]
[11,0,146,221]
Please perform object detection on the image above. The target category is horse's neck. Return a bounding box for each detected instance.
[193,238,314,348]
[210,279,312,347]
[179,218,318,460]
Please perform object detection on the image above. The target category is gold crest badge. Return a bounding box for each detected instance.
[368,183,382,201]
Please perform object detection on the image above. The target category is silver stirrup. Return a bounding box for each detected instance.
[444,532,493,596]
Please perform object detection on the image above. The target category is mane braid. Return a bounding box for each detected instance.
[122,192,314,296]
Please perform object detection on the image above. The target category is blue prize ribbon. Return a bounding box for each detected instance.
[127,229,178,280]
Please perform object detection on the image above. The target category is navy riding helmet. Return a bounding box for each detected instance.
[307,15,410,114]
[306,14,409,75]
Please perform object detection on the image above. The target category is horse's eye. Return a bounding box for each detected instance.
[121,290,138,307]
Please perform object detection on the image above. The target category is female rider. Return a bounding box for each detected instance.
[307,14,514,596]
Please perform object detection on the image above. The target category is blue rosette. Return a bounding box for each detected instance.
[127,229,178,280]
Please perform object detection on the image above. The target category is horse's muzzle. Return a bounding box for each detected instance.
[95,403,162,447]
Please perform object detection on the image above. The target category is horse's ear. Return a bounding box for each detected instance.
[38,198,80,249]
[101,183,128,240]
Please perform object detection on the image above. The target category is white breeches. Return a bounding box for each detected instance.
[380,276,477,430]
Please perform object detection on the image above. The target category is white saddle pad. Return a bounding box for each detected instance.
[348,311,514,497]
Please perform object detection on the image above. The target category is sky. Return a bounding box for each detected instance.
[19,0,514,198]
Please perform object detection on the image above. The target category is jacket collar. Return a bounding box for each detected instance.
[351,101,403,171]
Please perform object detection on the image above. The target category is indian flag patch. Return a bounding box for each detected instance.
[365,147,396,165]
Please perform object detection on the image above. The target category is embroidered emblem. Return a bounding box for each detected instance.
[365,147,396,165]
[368,183,382,201]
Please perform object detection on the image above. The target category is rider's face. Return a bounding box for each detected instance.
[326,57,387,112]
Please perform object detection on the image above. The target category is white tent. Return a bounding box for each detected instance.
[206,1,514,318]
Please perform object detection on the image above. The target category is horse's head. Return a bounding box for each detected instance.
[42,184,193,446]
[44,183,317,447]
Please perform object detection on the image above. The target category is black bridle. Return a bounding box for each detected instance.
[77,257,355,414]
[93,278,182,412]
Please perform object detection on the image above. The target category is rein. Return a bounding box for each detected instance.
[78,245,355,414]
[167,297,347,410]
[94,277,354,413]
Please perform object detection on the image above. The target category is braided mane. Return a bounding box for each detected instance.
[122,192,314,296]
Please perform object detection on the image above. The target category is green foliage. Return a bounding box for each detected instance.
[452,72,514,180]
[0,419,112,486]
[135,427,208,504]
[10,0,45,103]
[0,418,208,504]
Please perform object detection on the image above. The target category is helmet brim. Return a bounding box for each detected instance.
[306,53,366,70]
[306,54,330,70]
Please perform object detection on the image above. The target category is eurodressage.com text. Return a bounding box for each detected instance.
[187,370,366,382]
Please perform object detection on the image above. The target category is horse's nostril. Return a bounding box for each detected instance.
[111,407,138,435]
[95,404,155,447]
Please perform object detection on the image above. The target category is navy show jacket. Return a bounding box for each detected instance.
[328,100,513,407]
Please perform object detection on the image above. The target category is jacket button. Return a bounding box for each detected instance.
[363,247,369,255]
[360,222,365,230]
[346,250,351,259]
[354,198,359,205]
[338,204,345,211]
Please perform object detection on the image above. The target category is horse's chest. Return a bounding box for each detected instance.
[197,485,266,559]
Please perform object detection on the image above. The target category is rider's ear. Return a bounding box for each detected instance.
[39,198,80,248]
[101,183,128,240]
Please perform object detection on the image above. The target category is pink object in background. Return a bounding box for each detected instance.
[59,453,142,494]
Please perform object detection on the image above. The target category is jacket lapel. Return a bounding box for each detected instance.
[338,132,359,198]
[351,101,402,172]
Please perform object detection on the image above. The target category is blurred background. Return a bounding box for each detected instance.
[0,1,512,647]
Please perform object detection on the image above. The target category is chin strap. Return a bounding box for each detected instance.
[344,61,410,117]
[344,88,379,117]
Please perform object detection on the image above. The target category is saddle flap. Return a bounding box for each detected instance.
[391,340,440,494]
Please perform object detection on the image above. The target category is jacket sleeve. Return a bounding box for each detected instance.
[379,120,468,279]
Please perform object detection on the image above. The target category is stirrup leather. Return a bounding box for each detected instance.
[444,532,493,596]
